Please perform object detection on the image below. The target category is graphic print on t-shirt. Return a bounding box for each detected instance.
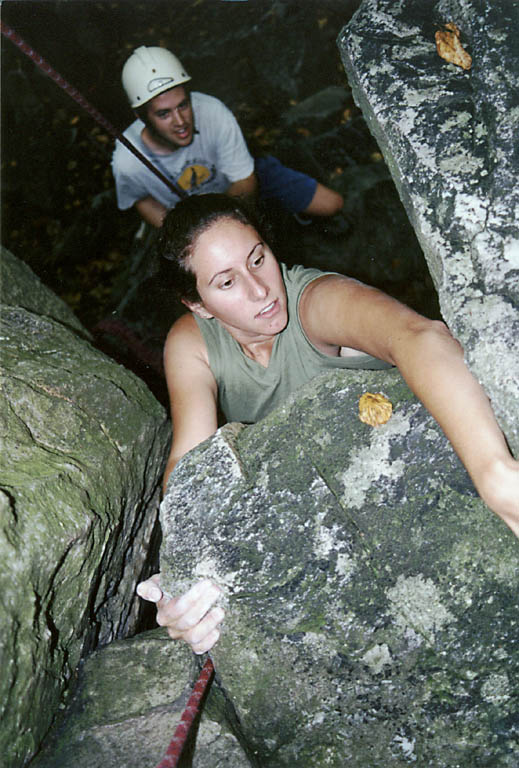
[177,163,217,192]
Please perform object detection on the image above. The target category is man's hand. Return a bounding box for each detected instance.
[137,574,224,654]
[135,196,169,228]
[227,171,258,201]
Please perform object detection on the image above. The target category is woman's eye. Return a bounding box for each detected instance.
[220,279,233,289]
[252,254,264,268]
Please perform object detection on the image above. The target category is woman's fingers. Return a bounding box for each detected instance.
[172,606,225,653]
[136,576,225,652]
[136,573,162,602]
[156,579,223,630]
[190,627,221,655]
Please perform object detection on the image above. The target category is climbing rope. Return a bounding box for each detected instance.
[91,318,164,376]
[154,656,215,768]
[1,21,187,200]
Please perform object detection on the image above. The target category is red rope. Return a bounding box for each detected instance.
[0,20,187,200]
[155,657,215,768]
[91,318,164,376]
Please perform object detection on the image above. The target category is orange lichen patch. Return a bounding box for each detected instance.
[435,22,472,70]
[358,392,393,426]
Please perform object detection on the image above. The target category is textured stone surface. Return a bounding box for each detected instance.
[0,251,170,767]
[338,0,519,454]
[161,368,518,767]
[32,629,250,768]
[1,245,87,335]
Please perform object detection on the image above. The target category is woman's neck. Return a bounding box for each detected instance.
[239,336,275,368]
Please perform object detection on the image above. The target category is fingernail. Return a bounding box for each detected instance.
[148,585,162,601]
[137,584,161,602]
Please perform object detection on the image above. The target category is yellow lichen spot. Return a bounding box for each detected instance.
[358,392,393,426]
[435,22,472,70]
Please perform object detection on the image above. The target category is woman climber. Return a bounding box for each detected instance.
[137,193,519,654]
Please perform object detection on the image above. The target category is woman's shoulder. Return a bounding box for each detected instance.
[283,263,334,291]
[165,313,207,361]
[282,263,339,311]
[167,311,198,336]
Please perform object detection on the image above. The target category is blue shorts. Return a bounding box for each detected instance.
[255,155,317,214]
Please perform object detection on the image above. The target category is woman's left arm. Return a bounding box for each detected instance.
[300,275,519,537]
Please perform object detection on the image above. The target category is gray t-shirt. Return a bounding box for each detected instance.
[194,263,392,424]
[111,91,255,210]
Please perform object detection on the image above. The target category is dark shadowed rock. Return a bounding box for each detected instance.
[2,245,87,335]
[0,250,170,767]
[160,368,518,766]
[337,0,519,454]
[31,629,250,768]
[281,85,351,132]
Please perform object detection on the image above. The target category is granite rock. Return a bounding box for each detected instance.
[337,0,519,453]
[0,250,170,766]
[160,368,518,766]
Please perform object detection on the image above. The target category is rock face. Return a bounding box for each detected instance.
[7,1,519,765]
[337,0,519,454]
[161,368,519,767]
[0,248,170,767]
[31,629,250,768]
[2,247,87,335]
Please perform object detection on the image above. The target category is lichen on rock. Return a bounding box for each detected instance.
[159,367,519,766]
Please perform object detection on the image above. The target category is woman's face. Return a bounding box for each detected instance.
[184,217,288,343]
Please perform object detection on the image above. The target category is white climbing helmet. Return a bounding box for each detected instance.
[122,46,191,108]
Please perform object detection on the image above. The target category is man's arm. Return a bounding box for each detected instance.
[300,274,519,538]
[227,172,258,201]
[135,196,168,228]
[134,174,256,229]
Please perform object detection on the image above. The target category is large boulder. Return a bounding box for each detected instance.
[0,248,170,767]
[337,0,519,454]
[31,629,250,768]
[160,368,518,766]
[2,245,87,334]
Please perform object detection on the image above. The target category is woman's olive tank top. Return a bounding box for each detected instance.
[194,263,391,423]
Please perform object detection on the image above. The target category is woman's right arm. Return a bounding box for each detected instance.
[162,313,219,493]
[137,314,224,654]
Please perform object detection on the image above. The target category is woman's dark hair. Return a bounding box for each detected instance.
[157,193,275,303]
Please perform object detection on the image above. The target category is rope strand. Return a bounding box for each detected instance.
[155,657,215,768]
[1,20,187,200]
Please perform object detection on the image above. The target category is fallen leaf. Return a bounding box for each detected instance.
[435,22,472,70]
[358,392,393,426]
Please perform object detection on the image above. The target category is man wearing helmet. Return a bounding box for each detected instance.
[112,46,344,229]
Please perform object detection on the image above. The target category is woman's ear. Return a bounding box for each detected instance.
[181,299,214,319]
